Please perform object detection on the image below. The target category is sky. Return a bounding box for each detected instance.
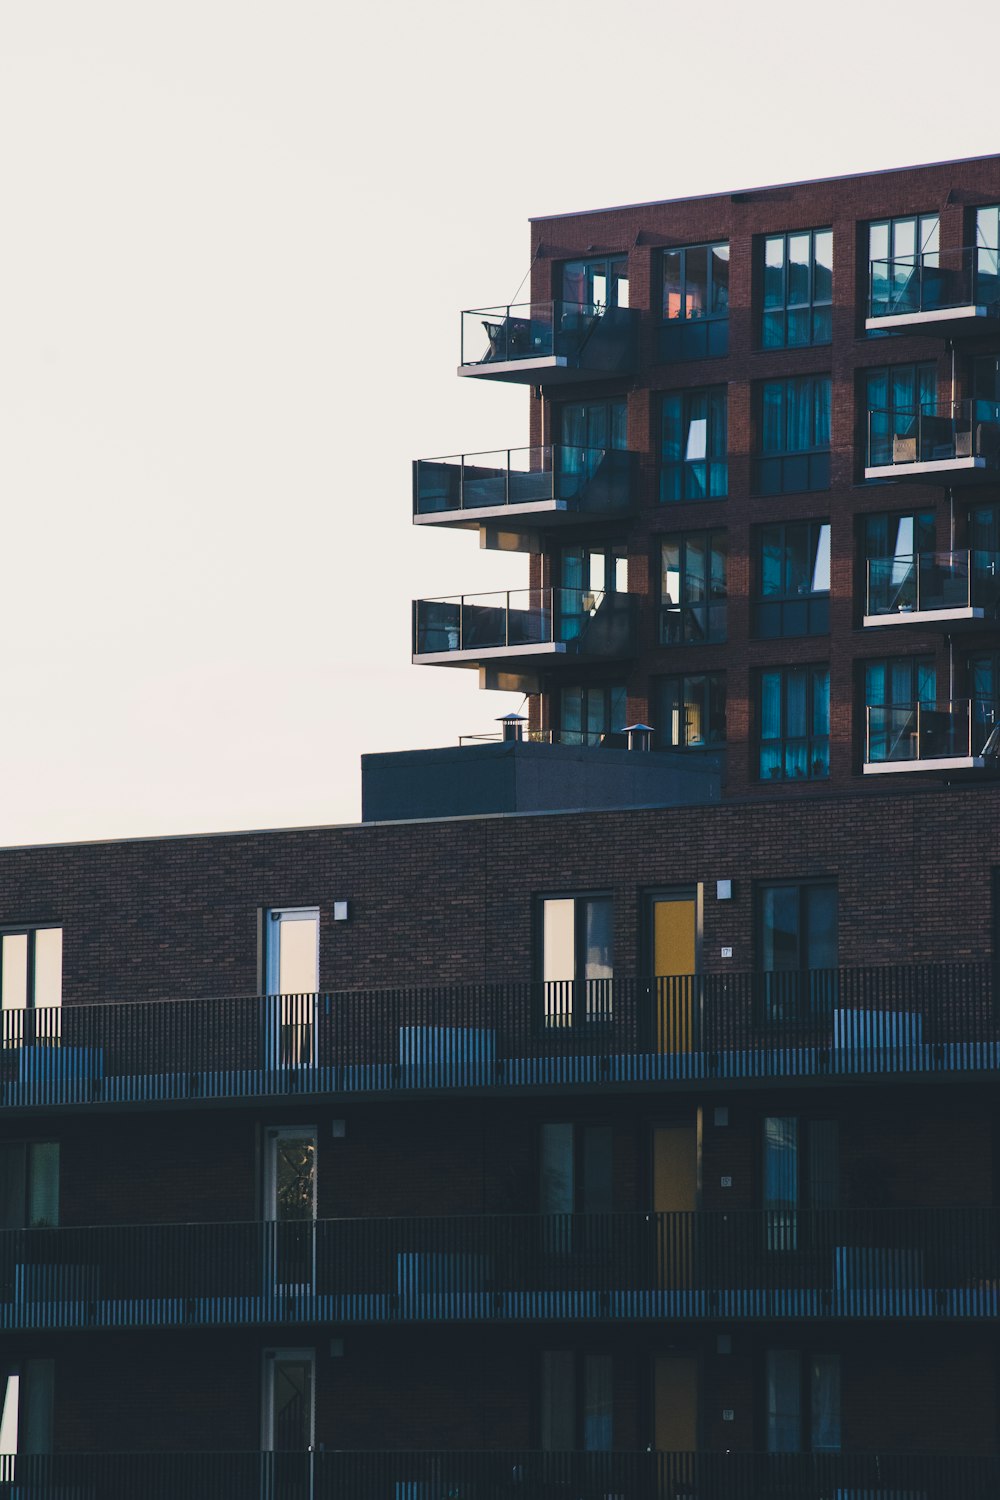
[0,0,998,844]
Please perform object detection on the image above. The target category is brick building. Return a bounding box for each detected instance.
[3,154,1000,1496]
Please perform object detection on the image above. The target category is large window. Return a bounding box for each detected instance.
[541,1352,613,1451]
[660,387,727,501]
[966,652,1000,752]
[974,205,1000,306]
[561,256,628,310]
[865,362,937,468]
[538,894,613,1026]
[661,242,729,359]
[868,212,939,323]
[755,376,830,495]
[762,1116,839,1250]
[754,521,830,638]
[558,683,627,747]
[655,673,725,751]
[0,1141,59,1229]
[761,228,833,347]
[660,531,727,645]
[0,1361,54,1457]
[758,882,838,974]
[559,399,628,453]
[540,1124,613,1215]
[863,656,936,764]
[973,354,1000,423]
[765,1350,841,1453]
[0,927,62,1047]
[758,666,830,780]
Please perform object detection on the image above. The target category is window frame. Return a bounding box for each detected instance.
[659,529,728,646]
[534,892,615,1029]
[559,255,629,312]
[557,682,628,747]
[0,925,63,1049]
[752,519,831,639]
[760,227,833,348]
[763,1348,841,1454]
[539,1350,614,1452]
[654,672,726,752]
[757,664,830,781]
[661,241,730,361]
[659,386,729,503]
[753,375,831,496]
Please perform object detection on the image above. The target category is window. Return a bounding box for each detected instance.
[758,882,838,973]
[763,1116,839,1249]
[660,531,727,645]
[541,1352,613,1451]
[865,362,937,468]
[868,212,939,322]
[558,684,627,747]
[966,652,1000,752]
[655,674,725,751]
[0,1142,59,1228]
[755,376,830,495]
[0,927,62,1048]
[761,228,833,347]
[556,543,629,645]
[264,908,319,1068]
[538,895,613,1026]
[862,509,936,616]
[973,354,1000,423]
[0,1361,54,1457]
[540,1124,613,1218]
[974,205,1000,306]
[765,1350,840,1453]
[753,521,830,638]
[561,256,628,310]
[864,656,936,764]
[660,387,728,501]
[559,399,628,470]
[758,666,830,780]
[661,242,730,360]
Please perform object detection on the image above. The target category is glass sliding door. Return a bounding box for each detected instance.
[264,1128,317,1295]
[0,927,62,1049]
[262,1348,315,1500]
[539,894,613,1027]
[264,907,319,1068]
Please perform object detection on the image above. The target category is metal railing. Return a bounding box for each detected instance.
[412,587,638,658]
[865,700,998,765]
[460,299,637,372]
[866,550,1000,618]
[869,244,1000,320]
[413,445,637,518]
[3,1207,999,1331]
[867,404,1000,471]
[0,1450,997,1499]
[2,963,1000,1111]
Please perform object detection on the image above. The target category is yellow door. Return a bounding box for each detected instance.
[652,896,696,1051]
[653,1125,697,1290]
[654,1354,698,1451]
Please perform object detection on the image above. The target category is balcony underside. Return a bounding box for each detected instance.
[413,498,633,534]
[864,456,995,484]
[864,755,987,776]
[862,606,991,630]
[865,305,1000,337]
[457,354,613,384]
[413,640,627,670]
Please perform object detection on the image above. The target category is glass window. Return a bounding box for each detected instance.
[538,895,613,1026]
[973,355,1000,425]
[868,213,939,321]
[864,656,939,765]
[755,377,831,495]
[559,399,628,456]
[967,652,1000,753]
[974,206,1000,307]
[558,683,627,747]
[0,927,63,1048]
[766,1350,840,1453]
[758,666,830,780]
[865,363,937,467]
[0,1360,54,1456]
[761,228,833,347]
[541,1352,576,1449]
[660,387,728,501]
[654,674,726,750]
[540,1124,613,1215]
[561,257,628,311]
[2,1140,62,1230]
[661,242,729,359]
[759,883,838,972]
[754,521,830,638]
[541,1353,613,1452]
[660,531,727,645]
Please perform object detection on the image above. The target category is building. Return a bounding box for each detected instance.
[3,154,1000,1497]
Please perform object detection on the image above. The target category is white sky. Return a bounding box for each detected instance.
[0,0,997,843]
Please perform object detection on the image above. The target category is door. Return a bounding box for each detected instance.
[654,1354,698,1450]
[265,908,319,1068]
[651,893,698,1051]
[264,1129,317,1295]
[262,1348,315,1500]
[653,1125,698,1289]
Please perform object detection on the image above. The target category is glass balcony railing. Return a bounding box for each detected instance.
[866,550,1000,621]
[412,587,638,660]
[869,244,1000,325]
[413,444,638,522]
[459,299,638,380]
[866,403,1000,478]
[865,698,999,768]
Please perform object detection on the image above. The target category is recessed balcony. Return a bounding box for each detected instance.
[865,404,1000,483]
[864,550,1000,629]
[863,699,999,775]
[412,586,638,670]
[412,444,638,535]
[458,299,638,383]
[866,245,1000,335]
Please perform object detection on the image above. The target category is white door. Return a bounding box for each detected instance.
[265,908,319,1068]
[263,1128,317,1295]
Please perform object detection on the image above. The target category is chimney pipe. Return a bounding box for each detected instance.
[497,713,527,743]
[624,723,654,753]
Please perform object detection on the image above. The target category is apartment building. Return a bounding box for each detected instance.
[3,154,1000,1498]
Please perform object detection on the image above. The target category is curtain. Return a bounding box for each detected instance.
[761,382,784,453]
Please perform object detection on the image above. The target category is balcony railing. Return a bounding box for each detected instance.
[864,700,999,772]
[412,445,638,527]
[412,587,638,663]
[2,963,1000,1111]
[866,550,1000,624]
[866,404,1000,481]
[3,1208,999,1332]
[868,244,1000,330]
[459,299,638,382]
[0,1450,997,1500]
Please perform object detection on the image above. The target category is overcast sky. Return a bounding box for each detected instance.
[1,0,997,843]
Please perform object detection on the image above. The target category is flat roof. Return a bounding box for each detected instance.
[530,149,1000,223]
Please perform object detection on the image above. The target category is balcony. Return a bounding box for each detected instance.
[458,299,638,383]
[864,550,1000,629]
[412,445,638,535]
[3,962,1000,1113]
[865,404,1000,484]
[411,587,638,671]
[867,245,1000,336]
[2,1207,998,1333]
[0,1450,996,1500]
[864,699,999,775]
